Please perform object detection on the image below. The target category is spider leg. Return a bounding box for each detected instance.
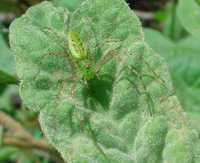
[117,53,167,89]
[126,65,155,116]
[40,27,68,51]
[40,51,68,60]
[38,48,78,72]
[143,60,167,88]
[95,50,121,73]
[67,75,81,98]
[92,37,121,51]
[71,80,78,98]
[58,75,80,98]
[128,62,167,90]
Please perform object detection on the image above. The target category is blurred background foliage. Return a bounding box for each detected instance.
[0,0,199,162]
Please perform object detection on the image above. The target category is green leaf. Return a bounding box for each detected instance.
[178,0,200,37]
[172,36,200,113]
[144,28,175,58]
[10,1,199,162]
[0,31,17,86]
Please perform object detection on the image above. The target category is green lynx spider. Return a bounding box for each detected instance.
[42,27,167,117]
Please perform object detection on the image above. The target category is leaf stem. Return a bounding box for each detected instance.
[0,111,64,162]
[0,111,32,138]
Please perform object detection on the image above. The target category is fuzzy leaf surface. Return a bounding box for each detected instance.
[10,1,200,162]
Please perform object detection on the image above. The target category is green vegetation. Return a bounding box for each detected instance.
[0,0,199,162]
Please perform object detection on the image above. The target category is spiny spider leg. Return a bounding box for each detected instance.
[92,37,121,50]
[59,75,80,98]
[117,55,167,90]
[143,60,167,88]
[67,75,81,98]
[71,80,79,98]
[40,27,68,51]
[40,51,67,59]
[82,17,121,55]
[95,50,121,73]
[38,50,77,74]
[127,65,155,116]
[127,64,174,116]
